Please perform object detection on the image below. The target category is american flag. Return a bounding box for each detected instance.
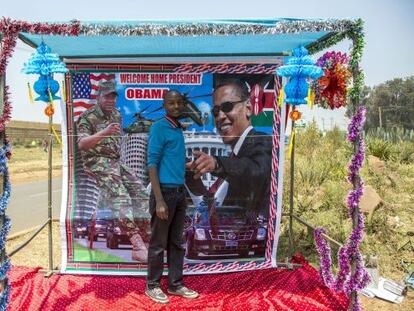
[72,73,115,121]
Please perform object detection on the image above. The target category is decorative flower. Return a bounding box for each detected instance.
[312,51,351,109]
[289,109,302,121]
[45,105,54,117]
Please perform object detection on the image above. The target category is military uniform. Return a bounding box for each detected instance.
[77,104,150,260]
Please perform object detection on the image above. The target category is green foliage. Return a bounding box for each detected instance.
[281,123,414,281]
[295,124,348,188]
[13,138,22,146]
[325,125,346,150]
[365,137,414,164]
[284,124,350,219]
[366,137,395,161]
[345,86,371,118]
[355,76,414,131]
[318,180,348,214]
[296,157,332,192]
[367,127,414,142]
[295,121,322,152]
[395,141,414,164]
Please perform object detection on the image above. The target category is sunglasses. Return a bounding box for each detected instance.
[211,99,246,117]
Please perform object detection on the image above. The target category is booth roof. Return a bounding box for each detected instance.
[18,18,357,60]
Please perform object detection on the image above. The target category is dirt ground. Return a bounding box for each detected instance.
[10,169,62,184]
[8,145,62,184]
[7,221,62,269]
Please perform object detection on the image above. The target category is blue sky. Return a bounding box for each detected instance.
[3,0,414,129]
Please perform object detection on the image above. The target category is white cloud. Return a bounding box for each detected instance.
[197,101,211,114]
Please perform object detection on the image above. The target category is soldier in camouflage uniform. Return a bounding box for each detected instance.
[77,80,149,262]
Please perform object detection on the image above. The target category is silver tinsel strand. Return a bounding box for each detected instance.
[79,19,358,36]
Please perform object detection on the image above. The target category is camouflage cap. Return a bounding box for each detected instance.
[97,80,117,96]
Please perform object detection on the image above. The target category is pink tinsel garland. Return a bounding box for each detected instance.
[0,86,12,133]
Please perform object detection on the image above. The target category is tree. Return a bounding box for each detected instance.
[347,77,414,130]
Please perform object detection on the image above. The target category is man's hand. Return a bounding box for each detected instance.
[188,150,217,179]
[78,122,120,151]
[156,199,169,220]
[100,123,121,137]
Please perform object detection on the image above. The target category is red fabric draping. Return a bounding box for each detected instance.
[9,255,348,311]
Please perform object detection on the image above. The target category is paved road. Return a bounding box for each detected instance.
[7,178,62,235]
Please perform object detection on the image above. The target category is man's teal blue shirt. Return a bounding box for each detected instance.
[147,117,185,186]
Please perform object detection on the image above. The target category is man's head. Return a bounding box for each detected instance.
[213,80,252,146]
[97,80,118,114]
[163,90,185,119]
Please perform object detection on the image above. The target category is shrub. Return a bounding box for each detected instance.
[295,121,322,155]
[325,126,346,150]
[395,141,414,164]
[366,137,395,161]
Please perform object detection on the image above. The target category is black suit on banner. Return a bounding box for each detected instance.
[215,129,272,217]
[186,128,272,217]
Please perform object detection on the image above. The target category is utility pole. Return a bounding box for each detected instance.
[378,106,382,129]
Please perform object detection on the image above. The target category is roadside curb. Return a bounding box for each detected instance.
[7,219,60,241]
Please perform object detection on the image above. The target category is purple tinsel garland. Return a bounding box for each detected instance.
[314,106,370,310]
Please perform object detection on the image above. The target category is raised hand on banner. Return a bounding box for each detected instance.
[188,150,217,179]
[101,123,121,137]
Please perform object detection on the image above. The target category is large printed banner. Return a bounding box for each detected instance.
[60,63,285,275]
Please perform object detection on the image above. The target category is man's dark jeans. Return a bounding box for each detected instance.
[146,187,187,290]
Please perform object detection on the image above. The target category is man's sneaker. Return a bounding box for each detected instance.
[167,286,199,299]
[145,287,169,304]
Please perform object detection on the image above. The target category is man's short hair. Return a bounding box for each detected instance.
[97,80,117,96]
[163,89,182,100]
[214,78,249,101]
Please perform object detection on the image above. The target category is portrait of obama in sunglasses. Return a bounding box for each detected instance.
[186,78,273,219]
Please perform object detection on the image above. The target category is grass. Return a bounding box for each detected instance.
[8,145,62,174]
[73,242,126,263]
[281,125,414,272]
[278,123,414,310]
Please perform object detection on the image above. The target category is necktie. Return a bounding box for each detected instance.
[206,152,234,234]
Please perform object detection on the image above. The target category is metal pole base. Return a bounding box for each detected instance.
[39,267,60,278]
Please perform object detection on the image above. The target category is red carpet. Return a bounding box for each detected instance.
[9,255,349,311]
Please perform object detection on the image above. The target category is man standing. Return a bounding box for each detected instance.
[187,79,272,217]
[77,80,149,262]
[146,90,199,304]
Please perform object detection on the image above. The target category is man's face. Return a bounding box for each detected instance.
[213,85,251,146]
[163,92,184,119]
[98,92,117,114]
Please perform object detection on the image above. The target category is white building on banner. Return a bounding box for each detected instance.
[184,130,230,188]
[120,133,149,185]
